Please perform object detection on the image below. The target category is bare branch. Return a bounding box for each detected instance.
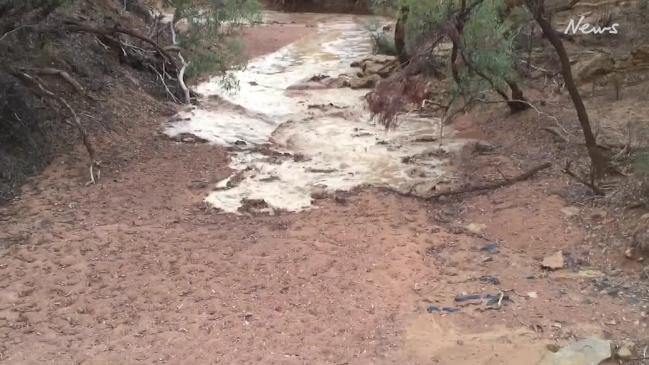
[426,162,552,199]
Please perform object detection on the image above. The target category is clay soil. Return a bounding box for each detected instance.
[1,20,649,365]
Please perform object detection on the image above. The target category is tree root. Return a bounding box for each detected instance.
[21,67,99,101]
[12,70,101,185]
[425,162,552,200]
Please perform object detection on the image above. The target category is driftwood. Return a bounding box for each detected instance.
[426,162,552,199]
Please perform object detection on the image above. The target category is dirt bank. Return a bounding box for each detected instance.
[240,22,318,59]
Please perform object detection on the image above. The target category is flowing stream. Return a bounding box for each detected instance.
[166,12,464,213]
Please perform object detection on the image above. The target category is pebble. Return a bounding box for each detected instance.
[606,287,620,296]
[466,223,487,234]
[617,345,633,359]
[561,206,580,218]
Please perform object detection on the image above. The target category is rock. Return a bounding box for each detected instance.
[589,210,607,220]
[616,341,635,360]
[412,134,438,142]
[546,344,561,353]
[561,206,580,218]
[574,52,615,83]
[624,248,634,259]
[309,74,329,82]
[481,242,499,254]
[170,133,209,144]
[358,55,398,78]
[541,251,564,270]
[311,186,329,200]
[537,338,611,365]
[631,44,649,66]
[479,275,500,285]
[465,223,487,235]
[473,141,496,154]
[349,74,381,89]
[576,270,605,278]
[527,291,538,299]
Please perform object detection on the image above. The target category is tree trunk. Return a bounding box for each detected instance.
[395,5,409,65]
[505,79,529,112]
[525,0,607,179]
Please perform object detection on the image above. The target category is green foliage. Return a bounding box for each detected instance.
[460,0,515,90]
[399,0,520,100]
[633,152,649,175]
[167,0,261,82]
[640,0,649,11]
[366,20,397,56]
[370,31,397,55]
[370,0,398,15]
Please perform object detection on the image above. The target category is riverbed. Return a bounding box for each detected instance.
[166,12,463,213]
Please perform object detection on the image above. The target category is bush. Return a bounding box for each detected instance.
[370,30,397,56]
[168,0,261,82]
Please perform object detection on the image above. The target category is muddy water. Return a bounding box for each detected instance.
[166,12,463,213]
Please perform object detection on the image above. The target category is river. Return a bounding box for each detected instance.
[166,12,463,213]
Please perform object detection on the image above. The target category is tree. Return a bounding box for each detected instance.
[524,0,609,180]
[368,0,529,127]
[0,0,261,183]
[168,0,261,81]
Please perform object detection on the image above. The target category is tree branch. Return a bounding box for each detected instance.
[426,162,552,199]
[12,70,100,184]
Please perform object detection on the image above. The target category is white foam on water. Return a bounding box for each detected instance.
[205,115,464,212]
[165,13,465,213]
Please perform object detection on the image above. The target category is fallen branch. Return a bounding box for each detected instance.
[12,70,101,185]
[22,67,89,96]
[426,162,552,199]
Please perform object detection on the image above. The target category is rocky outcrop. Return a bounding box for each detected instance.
[631,45,649,67]
[574,52,615,83]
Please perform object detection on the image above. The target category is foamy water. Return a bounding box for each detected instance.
[166,13,463,213]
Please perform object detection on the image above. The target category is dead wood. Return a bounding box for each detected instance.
[169,21,191,104]
[425,162,552,199]
[525,0,609,180]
